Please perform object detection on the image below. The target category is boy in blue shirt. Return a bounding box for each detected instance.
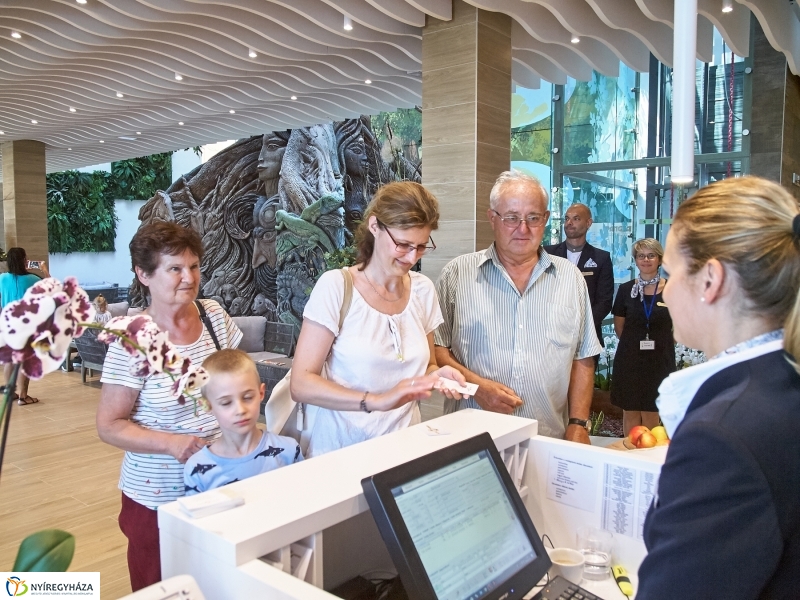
[184,349,302,495]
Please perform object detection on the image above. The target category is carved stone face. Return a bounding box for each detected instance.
[257,133,288,188]
[343,135,369,178]
[219,283,238,307]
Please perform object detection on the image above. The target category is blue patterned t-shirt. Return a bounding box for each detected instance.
[183,431,303,495]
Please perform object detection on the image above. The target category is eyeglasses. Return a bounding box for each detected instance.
[378,220,436,255]
[491,209,546,229]
[636,253,658,261]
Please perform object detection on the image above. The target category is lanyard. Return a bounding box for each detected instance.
[641,279,659,336]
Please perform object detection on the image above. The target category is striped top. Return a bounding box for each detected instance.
[434,245,601,438]
[100,300,243,509]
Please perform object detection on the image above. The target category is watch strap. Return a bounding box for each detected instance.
[568,417,589,429]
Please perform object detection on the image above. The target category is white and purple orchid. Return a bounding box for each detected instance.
[0,277,209,410]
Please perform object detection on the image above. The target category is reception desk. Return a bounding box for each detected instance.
[159,410,666,599]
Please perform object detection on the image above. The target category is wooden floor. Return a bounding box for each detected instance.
[0,369,132,599]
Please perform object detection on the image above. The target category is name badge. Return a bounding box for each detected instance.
[657,302,668,307]
[581,271,594,276]
[640,340,655,350]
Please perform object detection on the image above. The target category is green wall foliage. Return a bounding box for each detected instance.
[46,152,172,254]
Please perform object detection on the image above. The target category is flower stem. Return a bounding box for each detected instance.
[0,364,21,483]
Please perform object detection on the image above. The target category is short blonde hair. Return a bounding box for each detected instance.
[94,294,108,313]
[672,176,800,367]
[355,181,440,266]
[632,238,664,263]
[200,349,260,410]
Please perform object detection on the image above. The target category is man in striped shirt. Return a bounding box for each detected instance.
[434,171,601,442]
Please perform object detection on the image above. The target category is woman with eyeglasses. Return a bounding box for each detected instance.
[610,238,676,435]
[291,182,467,457]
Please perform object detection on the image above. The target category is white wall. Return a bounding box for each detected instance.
[48,199,145,287]
[171,149,202,182]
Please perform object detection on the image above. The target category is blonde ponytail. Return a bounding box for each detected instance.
[672,176,800,371]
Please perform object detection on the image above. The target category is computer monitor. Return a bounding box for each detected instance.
[361,433,551,600]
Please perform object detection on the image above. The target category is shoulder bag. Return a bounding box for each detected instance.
[264,268,353,453]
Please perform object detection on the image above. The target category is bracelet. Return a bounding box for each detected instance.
[360,391,372,413]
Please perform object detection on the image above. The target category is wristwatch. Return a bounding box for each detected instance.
[568,417,590,431]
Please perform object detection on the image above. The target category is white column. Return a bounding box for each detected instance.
[671,0,698,184]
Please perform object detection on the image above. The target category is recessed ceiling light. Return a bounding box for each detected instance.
[116,92,124,98]
[175,72,183,81]
[248,49,257,59]
[343,15,353,31]
[11,32,21,39]
[722,0,733,12]
[229,109,236,114]
[69,107,76,112]
[118,136,137,141]
[99,140,104,143]
[31,119,37,124]
[76,0,87,4]
[571,36,580,44]
[178,121,184,125]
[290,95,298,100]
[136,131,141,134]
[0,131,5,135]
[68,147,72,150]
[365,79,372,84]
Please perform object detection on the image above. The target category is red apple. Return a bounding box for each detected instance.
[629,426,650,445]
[636,431,658,449]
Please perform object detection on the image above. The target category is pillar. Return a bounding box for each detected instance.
[749,19,800,199]
[1,140,48,259]
[421,0,512,280]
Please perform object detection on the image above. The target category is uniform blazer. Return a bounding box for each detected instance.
[638,350,800,599]
[544,241,613,344]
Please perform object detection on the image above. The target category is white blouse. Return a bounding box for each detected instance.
[302,268,444,457]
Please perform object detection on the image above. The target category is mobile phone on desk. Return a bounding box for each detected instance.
[27,260,41,269]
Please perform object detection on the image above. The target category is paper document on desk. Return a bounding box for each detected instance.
[178,489,244,518]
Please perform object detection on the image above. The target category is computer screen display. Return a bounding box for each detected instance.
[362,433,551,600]
[391,450,537,600]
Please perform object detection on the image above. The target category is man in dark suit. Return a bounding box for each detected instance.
[544,203,613,346]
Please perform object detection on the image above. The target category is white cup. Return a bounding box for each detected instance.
[546,547,585,584]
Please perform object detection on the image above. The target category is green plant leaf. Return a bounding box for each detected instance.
[13,529,75,572]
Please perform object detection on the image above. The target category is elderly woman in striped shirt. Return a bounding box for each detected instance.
[96,221,242,591]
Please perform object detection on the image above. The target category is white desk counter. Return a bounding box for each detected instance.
[159,410,665,599]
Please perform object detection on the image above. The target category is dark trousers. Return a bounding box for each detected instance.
[119,492,161,592]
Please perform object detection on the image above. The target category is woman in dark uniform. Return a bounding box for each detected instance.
[610,238,676,435]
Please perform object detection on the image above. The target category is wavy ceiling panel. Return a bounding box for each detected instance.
[0,0,793,176]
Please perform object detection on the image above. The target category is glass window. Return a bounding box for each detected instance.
[511,83,554,189]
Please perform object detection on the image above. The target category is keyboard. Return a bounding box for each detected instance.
[531,575,604,600]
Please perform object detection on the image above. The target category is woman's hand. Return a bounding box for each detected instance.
[168,434,207,463]
[370,374,441,411]
[428,365,471,400]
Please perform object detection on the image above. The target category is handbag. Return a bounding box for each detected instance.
[264,268,353,453]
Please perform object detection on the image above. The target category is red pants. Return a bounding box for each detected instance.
[119,493,161,592]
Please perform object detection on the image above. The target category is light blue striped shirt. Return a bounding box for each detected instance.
[435,244,601,438]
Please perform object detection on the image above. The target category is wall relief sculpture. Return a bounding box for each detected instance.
[131,115,421,336]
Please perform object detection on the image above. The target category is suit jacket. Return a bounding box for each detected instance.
[544,241,613,345]
[638,350,800,599]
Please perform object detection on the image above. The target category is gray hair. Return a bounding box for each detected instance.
[489,170,549,210]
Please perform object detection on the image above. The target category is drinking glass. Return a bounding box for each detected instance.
[576,527,614,580]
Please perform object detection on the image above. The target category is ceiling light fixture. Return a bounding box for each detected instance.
[68,147,72,150]
[178,122,184,125]
[343,15,353,31]
[175,73,183,81]
[11,32,21,39]
[116,92,124,98]
[31,120,37,124]
[69,107,76,112]
[136,131,141,134]
[722,0,733,12]
[99,140,104,143]
[290,95,298,100]
[248,49,257,59]
[571,36,580,43]
[118,136,137,141]
[365,79,372,84]
[76,0,87,4]
[0,131,4,135]
[229,109,236,114]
